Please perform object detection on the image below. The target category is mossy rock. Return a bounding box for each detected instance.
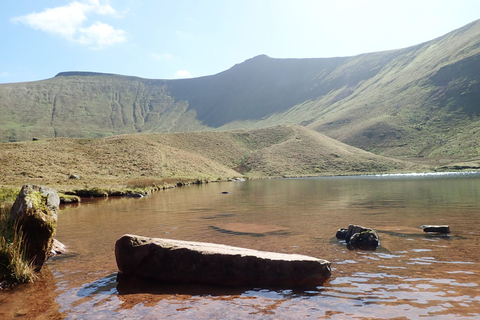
[9,184,59,271]
[58,193,81,204]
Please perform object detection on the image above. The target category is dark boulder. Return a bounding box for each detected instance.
[335,228,348,240]
[9,184,59,271]
[347,229,379,250]
[421,225,450,234]
[335,224,379,250]
[115,234,331,287]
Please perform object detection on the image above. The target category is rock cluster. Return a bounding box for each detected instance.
[336,225,379,250]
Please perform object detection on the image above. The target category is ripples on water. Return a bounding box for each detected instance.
[1,172,480,319]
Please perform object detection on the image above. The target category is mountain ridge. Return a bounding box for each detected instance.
[1,19,480,160]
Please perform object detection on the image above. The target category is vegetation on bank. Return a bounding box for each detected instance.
[62,177,212,198]
[0,187,37,286]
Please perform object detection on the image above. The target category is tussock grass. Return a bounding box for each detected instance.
[0,224,37,285]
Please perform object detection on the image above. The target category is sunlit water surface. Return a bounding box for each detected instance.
[1,172,480,319]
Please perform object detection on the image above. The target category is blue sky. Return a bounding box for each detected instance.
[1,0,479,83]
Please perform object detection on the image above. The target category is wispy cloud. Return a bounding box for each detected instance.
[12,0,126,49]
[151,53,174,60]
[174,70,192,79]
[0,72,10,78]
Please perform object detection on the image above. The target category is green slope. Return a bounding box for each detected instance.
[0,73,207,142]
[0,125,419,187]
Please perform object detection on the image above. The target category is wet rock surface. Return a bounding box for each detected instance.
[115,234,331,287]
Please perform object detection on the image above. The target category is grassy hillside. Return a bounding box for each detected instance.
[0,73,206,142]
[0,126,420,188]
[1,20,479,160]
[265,20,480,158]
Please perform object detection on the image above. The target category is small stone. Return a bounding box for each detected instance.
[421,225,450,234]
[49,239,67,257]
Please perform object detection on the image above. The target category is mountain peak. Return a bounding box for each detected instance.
[55,71,119,77]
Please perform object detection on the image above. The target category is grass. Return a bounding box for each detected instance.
[0,187,37,286]
[0,125,425,191]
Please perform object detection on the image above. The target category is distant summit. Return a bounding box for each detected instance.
[55,71,119,77]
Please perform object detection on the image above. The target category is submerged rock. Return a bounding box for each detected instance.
[335,224,379,250]
[9,184,59,271]
[421,225,450,234]
[123,193,144,198]
[210,223,289,236]
[115,234,331,287]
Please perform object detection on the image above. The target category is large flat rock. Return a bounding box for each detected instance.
[115,234,331,287]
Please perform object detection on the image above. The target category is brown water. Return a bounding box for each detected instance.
[1,173,480,319]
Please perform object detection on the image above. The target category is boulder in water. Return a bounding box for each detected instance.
[9,184,59,271]
[335,224,379,250]
[421,225,450,234]
[115,234,331,287]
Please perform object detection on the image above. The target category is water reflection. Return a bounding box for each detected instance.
[3,173,480,319]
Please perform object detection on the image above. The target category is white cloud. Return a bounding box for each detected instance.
[174,70,192,78]
[0,72,10,78]
[12,0,125,49]
[78,22,126,49]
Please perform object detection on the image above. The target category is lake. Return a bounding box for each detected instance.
[1,172,480,319]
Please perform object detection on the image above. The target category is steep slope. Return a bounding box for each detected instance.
[257,20,480,158]
[0,73,206,142]
[0,126,418,186]
[167,55,349,126]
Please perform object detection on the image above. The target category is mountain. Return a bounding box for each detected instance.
[1,19,480,160]
[0,125,418,186]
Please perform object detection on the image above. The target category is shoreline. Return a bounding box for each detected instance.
[3,166,480,200]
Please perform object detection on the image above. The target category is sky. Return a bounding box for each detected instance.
[1,0,480,84]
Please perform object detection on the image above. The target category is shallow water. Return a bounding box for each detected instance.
[1,173,480,319]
